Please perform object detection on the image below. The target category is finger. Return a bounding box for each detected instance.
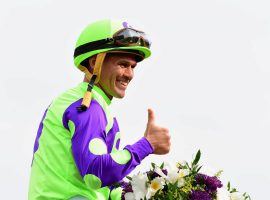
[147,108,155,125]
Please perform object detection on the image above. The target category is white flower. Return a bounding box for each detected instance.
[177,178,185,187]
[165,162,179,172]
[131,173,148,200]
[153,166,167,179]
[146,177,165,199]
[178,169,189,178]
[164,162,179,184]
[229,192,245,200]
[124,192,136,200]
[166,168,188,187]
[216,188,230,200]
[165,162,189,187]
[176,169,189,187]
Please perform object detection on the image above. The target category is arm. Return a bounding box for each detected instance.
[63,100,153,188]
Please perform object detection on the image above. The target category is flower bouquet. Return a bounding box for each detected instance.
[120,150,251,200]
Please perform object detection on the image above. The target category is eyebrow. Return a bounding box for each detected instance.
[118,60,137,67]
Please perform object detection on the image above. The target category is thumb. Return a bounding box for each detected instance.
[147,108,155,125]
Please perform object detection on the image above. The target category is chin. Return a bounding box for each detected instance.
[113,90,126,98]
[114,93,125,99]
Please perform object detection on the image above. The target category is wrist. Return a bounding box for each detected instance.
[143,136,154,153]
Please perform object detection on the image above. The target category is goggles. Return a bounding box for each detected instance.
[112,28,151,48]
[74,28,151,58]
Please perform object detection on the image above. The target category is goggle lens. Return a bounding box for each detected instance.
[113,28,151,48]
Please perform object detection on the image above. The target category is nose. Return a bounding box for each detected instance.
[123,66,134,80]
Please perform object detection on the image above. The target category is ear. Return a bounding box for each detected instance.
[88,55,97,68]
[87,55,97,73]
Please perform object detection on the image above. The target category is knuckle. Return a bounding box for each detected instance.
[162,145,170,153]
[162,127,169,132]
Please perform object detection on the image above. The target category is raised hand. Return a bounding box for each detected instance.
[144,108,171,155]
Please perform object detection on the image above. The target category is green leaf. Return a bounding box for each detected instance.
[192,150,201,166]
[214,170,223,178]
[126,176,132,181]
[186,162,191,170]
[231,188,238,193]
[160,162,165,169]
[196,165,203,173]
[151,162,156,169]
[227,181,231,190]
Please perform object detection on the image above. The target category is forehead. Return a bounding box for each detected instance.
[106,53,137,63]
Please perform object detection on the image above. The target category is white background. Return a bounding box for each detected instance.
[1,0,269,199]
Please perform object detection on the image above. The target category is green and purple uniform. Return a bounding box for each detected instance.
[28,82,153,200]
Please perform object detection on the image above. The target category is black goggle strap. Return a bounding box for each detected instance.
[74,38,113,58]
[74,33,149,58]
[77,52,106,112]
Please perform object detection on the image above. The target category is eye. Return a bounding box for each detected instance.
[119,62,129,68]
[118,61,137,69]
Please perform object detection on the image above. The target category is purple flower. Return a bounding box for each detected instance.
[120,181,133,200]
[162,169,168,175]
[120,181,133,193]
[189,190,212,200]
[195,173,223,193]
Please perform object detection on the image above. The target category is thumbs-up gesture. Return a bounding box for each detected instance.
[144,109,171,155]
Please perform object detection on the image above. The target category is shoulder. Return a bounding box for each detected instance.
[63,99,107,130]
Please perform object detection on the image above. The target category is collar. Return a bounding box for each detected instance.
[79,82,111,106]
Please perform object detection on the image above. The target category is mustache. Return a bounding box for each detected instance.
[117,76,132,83]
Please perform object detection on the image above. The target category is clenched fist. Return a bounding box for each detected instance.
[144,108,171,155]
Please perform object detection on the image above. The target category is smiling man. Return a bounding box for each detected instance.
[28,19,171,200]
[89,53,137,99]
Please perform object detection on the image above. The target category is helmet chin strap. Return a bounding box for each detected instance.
[77,52,106,112]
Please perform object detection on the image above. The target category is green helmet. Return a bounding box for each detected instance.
[73,19,152,70]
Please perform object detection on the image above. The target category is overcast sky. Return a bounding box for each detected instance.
[1,0,269,199]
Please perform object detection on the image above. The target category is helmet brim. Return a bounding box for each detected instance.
[74,46,151,67]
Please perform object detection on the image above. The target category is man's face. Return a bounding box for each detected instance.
[97,53,138,99]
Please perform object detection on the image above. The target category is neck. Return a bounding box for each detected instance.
[96,83,113,100]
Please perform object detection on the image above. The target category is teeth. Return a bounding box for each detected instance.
[119,81,128,86]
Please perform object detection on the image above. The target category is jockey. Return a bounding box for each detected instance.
[28,19,171,200]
